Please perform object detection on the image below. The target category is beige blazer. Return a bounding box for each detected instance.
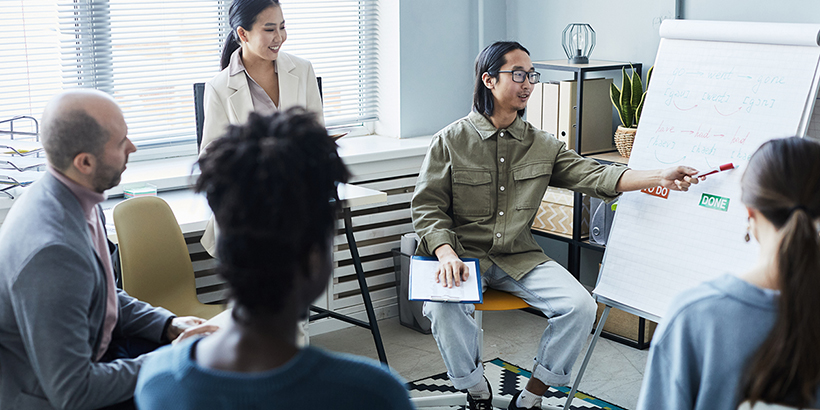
[200,51,324,257]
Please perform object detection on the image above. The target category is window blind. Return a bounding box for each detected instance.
[2,0,379,146]
[1,1,62,139]
[58,0,229,144]
[281,0,379,128]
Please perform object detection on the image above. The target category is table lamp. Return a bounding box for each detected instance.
[562,23,595,64]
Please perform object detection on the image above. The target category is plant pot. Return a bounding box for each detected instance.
[614,126,637,158]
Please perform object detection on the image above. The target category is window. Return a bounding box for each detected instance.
[1,1,62,139]
[1,0,379,146]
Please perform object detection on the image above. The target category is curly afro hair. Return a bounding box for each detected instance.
[195,107,349,319]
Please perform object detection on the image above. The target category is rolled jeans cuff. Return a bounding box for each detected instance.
[449,362,485,391]
[532,361,571,387]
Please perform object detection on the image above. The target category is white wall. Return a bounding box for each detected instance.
[386,0,509,138]
[398,0,479,138]
[506,0,676,78]
[681,1,820,24]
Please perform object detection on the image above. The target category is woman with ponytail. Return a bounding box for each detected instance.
[637,136,820,410]
[200,0,323,257]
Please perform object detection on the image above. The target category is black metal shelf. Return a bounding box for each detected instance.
[531,59,640,278]
[530,60,649,349]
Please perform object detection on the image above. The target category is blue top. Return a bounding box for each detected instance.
[135,338,414,410]
[636,274,820,410]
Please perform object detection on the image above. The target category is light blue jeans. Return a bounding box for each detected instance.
[422,261,596,390]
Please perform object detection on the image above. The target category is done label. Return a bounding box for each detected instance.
[699,193,730,212]
[641,186,669,199]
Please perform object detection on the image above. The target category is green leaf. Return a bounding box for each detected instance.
[620,67,633,128]
[610,82,626,126]
[646,66,654,90]
[631,70,643,116]
[636,92,647,126]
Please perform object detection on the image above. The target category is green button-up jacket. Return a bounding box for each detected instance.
[411,111,628,281]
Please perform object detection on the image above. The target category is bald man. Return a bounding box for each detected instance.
[0,90,211,410]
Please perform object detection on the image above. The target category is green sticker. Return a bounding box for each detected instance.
[699,193,730,212]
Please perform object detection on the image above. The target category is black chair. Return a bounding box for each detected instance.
[193,82,205,152]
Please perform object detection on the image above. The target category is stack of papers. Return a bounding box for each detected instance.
[409,256,482,303]
[0,171,43,186]
[122,183,157,199]
[0,139,43,156]
[0,140,46,199]
[0,156,46,172]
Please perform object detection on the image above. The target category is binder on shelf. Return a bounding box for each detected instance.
[409,256,482,303]
[526,78,614,155]
[528,82,544,129]
[526,81,559,138]
[557,78,614,154]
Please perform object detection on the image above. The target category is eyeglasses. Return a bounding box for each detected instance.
[497,70,541,84]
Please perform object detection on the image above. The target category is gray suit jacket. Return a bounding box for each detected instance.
[0,173,174,410]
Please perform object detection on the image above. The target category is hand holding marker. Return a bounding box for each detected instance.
[695,163,738,178]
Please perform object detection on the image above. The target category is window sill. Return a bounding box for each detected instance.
[0,134,433,214]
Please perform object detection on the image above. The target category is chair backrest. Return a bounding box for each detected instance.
[193,82,205,152]
[113,196,202,316]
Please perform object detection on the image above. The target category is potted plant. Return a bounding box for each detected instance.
[610,65,652,158]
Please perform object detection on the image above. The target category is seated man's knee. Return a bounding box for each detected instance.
[569,289,597,321]
[423,301,472,322]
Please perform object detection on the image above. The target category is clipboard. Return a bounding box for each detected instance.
[409,256,482,303]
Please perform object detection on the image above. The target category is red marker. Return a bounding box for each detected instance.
[696,163,738,178]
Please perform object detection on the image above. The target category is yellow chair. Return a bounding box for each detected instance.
[412,289,545,409]
[113,196,224,320]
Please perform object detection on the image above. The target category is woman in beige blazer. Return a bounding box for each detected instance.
[201,0,324,257]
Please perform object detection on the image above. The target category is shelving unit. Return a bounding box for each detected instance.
[530,60,640,277]
[529,60,650,350]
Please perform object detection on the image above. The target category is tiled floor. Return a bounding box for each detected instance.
[311,309,648,410]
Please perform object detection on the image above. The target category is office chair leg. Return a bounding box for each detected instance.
[475,310,484,358]
[343,207,388,364]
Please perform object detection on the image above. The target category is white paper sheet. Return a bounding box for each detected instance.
[409,256,481,303]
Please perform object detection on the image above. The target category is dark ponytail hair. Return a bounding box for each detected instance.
[740,136,820,407]
[220,0,281,70]
[473,41,529,118]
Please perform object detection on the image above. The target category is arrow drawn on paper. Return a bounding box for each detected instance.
[673,101,698,111]
[655,151,686,164]
[714,106,743,116]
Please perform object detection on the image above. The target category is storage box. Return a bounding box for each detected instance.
[531,187,590,236]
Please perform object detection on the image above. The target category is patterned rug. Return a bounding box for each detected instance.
[408,358,628,410]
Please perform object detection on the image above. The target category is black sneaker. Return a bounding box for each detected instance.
[466,376,493,410]
[507,390,539,410]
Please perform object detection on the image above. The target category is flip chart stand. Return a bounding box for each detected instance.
[562,295,660,410]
